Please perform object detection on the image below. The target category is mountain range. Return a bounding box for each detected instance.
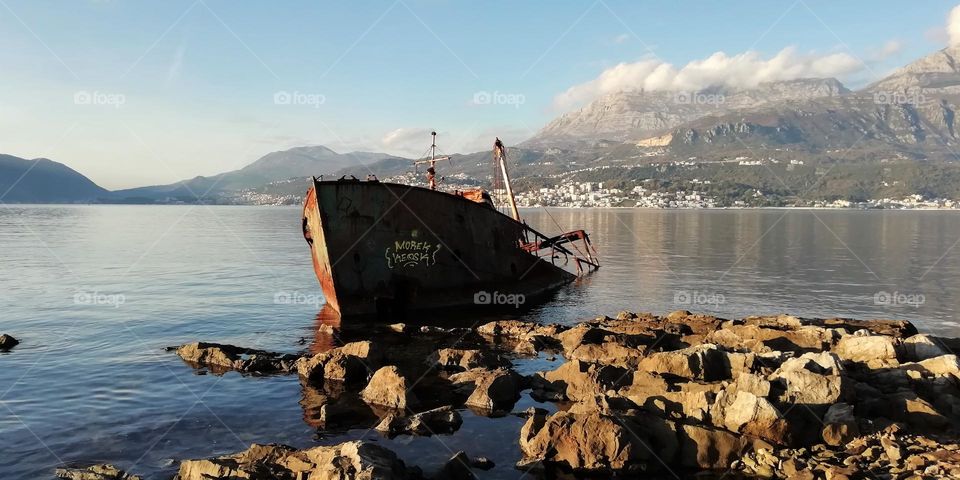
[7,45,960,205]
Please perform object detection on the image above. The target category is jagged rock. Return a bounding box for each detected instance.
[710,389,789,445]
[55,464,141,480]
[338,340,385,365]
[677,423,770,469]
[175,342,298,374]
[449,368,524,411]
[518,410,678,472]
[361,366,419,410]
[532,359,630,402]
[637,344,732,381]
[903,354,960,380]
[834,334,898,367]
[779,352,844,376]
[901,334,947,361]
[772,354,850,408]
[617,370,669,406]
[428,348,509,371]
[708,324,834,353]
[173,441,420,480]
[879,392,950,430]
[0,334,19,350]
[821,402,859,446]
[556,324,613,352]
[375,405,462,436]
[732,373,772,397]
[437,451,475,480]
[387,323,413,334]
[558,324,648,366]
[295,341,382,382]
[820,318,917,338]
[470,456,494,470]
[644,390,714,422]
[323,351,370,384]
[476,320,565,339]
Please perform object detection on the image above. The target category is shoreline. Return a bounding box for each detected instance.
[51,310,960,479]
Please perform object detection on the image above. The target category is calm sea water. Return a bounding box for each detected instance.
[2,205,959,479]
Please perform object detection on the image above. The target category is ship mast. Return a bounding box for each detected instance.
[494,137,520,221]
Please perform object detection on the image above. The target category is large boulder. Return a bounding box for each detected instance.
[296,341,383,382]
[707,324,834,353]
[173,441,419,480]
[834,334,898,367]
[772,354,850,408]
[820,402,858,446]
[710,389,789,445]
[428,348,509,371]
[375,405,462,436]
[361,366,419,410]
[449,368,524,411]
[778,352,844,376]
[676,423,770,470]
[904,354,960,380]
[901,334,947,362]
[731,373,772,397]
[55,464,141,480]
[338,340,385,365]
[176,342,298,374]
[875,392,950,430]
[476,320,564,339]
[637,344,731,381]
[532,360,631,402]
[519,410,678,472]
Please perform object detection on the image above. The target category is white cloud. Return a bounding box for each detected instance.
[381,127,437,157]
[612,33,630,45]
[552,47,863,110]
[949,5,960,46]
[881,39,904,57]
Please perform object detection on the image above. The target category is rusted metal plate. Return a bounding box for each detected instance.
[303,179,578,317]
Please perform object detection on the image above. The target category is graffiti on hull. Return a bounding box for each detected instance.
[385,239,442,268]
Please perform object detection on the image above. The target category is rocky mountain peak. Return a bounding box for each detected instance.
[527,78,848,147]
[867,45,960,93]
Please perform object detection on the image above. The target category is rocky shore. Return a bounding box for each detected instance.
[68,311,960,479]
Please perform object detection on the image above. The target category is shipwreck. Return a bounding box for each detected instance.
[302,133,599,316]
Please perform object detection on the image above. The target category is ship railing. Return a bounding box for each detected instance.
[519,224,600,275]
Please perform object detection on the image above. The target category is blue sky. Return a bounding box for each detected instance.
[0,0,956,189]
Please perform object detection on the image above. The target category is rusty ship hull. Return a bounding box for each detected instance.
[302,179,577,316]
